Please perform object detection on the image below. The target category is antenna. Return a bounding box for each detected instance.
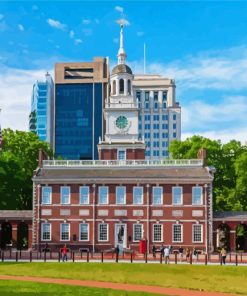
[144,43,146,74]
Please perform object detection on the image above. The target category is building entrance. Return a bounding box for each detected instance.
[115,224,127,252]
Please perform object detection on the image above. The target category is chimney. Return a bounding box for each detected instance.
[197,148,207,166]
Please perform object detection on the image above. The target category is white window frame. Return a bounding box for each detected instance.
[41,223,51,241]
[153,224,163,242]
[172,186,183,205]
[98,223,108,242]
[133,224,143,242]
[118,149,126,160]
[152,186,163,205]
[172,224,183,243]
[192,224,203,243]
[116,186,126,205]
[60,186,70,205]
[79,223,89,241]
[192,186,203,205]
[98,186,109,205]
[60,223,70,241]
[133,186,143,205]
[79,186,90,205]
[41,186,52,205]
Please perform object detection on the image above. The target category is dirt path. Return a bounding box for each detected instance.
[0,275,239,296]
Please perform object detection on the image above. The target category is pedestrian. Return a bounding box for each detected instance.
[61,244,68,262]
[152,245,156,258]
[164,246,170,264]
[221,247,227,265]
[160,244,164,258]
[186,248,190,262]
[178,246,184,262]
[192,247,197,262]
[115,245,120,255]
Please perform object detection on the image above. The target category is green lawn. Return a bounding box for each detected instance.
[0,263,246,295]
[0,280,161,296]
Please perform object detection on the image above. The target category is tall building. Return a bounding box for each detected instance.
[29,73,54,145]
[54,57,109,160]
[133,75,181,159]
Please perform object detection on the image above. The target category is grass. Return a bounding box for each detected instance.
[0,263,246,295]
[0,280,161,296]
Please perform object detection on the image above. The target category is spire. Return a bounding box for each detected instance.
[117,23,127,65]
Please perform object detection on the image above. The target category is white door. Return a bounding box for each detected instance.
[115,224,127,252]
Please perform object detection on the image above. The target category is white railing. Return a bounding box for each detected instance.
[105,102,138,108]
[43,159,203,167]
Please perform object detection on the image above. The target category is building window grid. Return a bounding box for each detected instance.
[152,187,163,205]
[133,224,143,242]
[79,186,89,204]
[193,224,203,243]
[116,186,126,204]
[79,223,89,241]
[41,187,52,204]
[192,186,203,205]
[99,224,108,241]
[133,186,143,204]
[98,186,108,204]
[41,223,51,241]
[153,224,162,242]
[172,187,183,205]
[60,223,70,241]
[60,186,70,204]
[173,224,183,242]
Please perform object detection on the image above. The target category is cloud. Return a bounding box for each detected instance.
[137,31,144,37]
[0,14,4,20]
[82,19,91,25]
[115,6,124,13]
[116,18,130,26]
[74,39,82,45]
[18,24,24,31]
[69,30,74,39]
[47,18,67,31]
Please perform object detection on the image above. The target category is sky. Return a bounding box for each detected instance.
[0,0,247,144]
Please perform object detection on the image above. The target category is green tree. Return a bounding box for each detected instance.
[0,129,53,210]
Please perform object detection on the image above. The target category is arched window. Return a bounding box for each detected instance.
[128,80,131,95]
[119,79,124,94]
[112,80,116,95]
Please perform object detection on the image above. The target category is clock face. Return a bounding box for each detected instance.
[116,116,128,129]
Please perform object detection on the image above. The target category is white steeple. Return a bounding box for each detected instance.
[117,24,127,65]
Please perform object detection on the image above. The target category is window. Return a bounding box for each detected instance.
[61,186,70,204]
[41,223,51,241]
[79,223,89,241]
[153,123,159,129]
[145,102,149,109]
[119,79,124,94]
[173,123,176,129]
[153,224,162,242]
[145,151,151,157]
[116,186,126,204]
[193,224,203,243]
[162,132,168,139]
[118,150,126,160]
[154,102,158,109]
[163,102,167,109]
[42,187,51,204]
[154,91,158,101]
[80,186,89,204]
[162,91,167,101]
[153,187,163,205]
[192,187,203,205]
[60,223,70,241]
[162,124,168,129]
[112,80,116,95]
[144,115,150,121]
[162,150,168,157]
[173,132,177,138]
[172,187,182,205]
[128,79,131,94]
[173,224,182,242]
[145,124,151,130]
[136,91,141,101]
[145,91,149,101]
[144,132,150,139]
[153,115,159,121]
[146,141,151,147]
[162,141,168,147]
[133,186,143,204]
[153,132,159,139]
[173,114,176,120]
[133,224,143,241]
[153,150,160,157]
[99,223,108,241]
[98,186,108,204]
[153,141,159,148]
[162,115,168,121]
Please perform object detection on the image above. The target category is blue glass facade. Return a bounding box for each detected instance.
[55,83,103,160]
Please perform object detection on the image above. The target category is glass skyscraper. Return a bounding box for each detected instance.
[29,73,54,145]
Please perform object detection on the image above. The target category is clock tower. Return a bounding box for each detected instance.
[98,24,145,160]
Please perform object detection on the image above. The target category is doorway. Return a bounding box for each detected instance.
[115,224,127,252]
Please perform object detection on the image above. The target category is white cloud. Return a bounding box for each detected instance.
[69,30,75,39]
[47,18,67,31]
[137,31,144,37]
[0,14,4,20]
[0,65,53,131]
[18,24,24,31]
[74,39,82,45]
[116,18,130,26]
[82,19,91,25]
[115,6,124,13]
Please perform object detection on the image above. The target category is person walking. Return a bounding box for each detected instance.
[185,248,190,262]
[221,247,227,265]
[160,244,164,258]
[61,244,68,262]
[192,247,197,263]
[164,246,170,264]
[152,245,156,258]
[178,246,184,263]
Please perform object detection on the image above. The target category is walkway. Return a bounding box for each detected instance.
[0,275,239,296]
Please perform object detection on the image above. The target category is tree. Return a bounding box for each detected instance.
[169,136,247,211]
[0,129,53,210]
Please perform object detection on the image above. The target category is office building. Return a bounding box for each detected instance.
[133,75,181,159]
[29,73,54,145]
[54,58,109,160]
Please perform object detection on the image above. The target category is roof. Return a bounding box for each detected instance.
[0,210,32,220]
[213,211,247,221]
[33,166,213,184]
[112,64,132,75]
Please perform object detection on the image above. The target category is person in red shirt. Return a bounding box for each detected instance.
[61,244,68,262]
